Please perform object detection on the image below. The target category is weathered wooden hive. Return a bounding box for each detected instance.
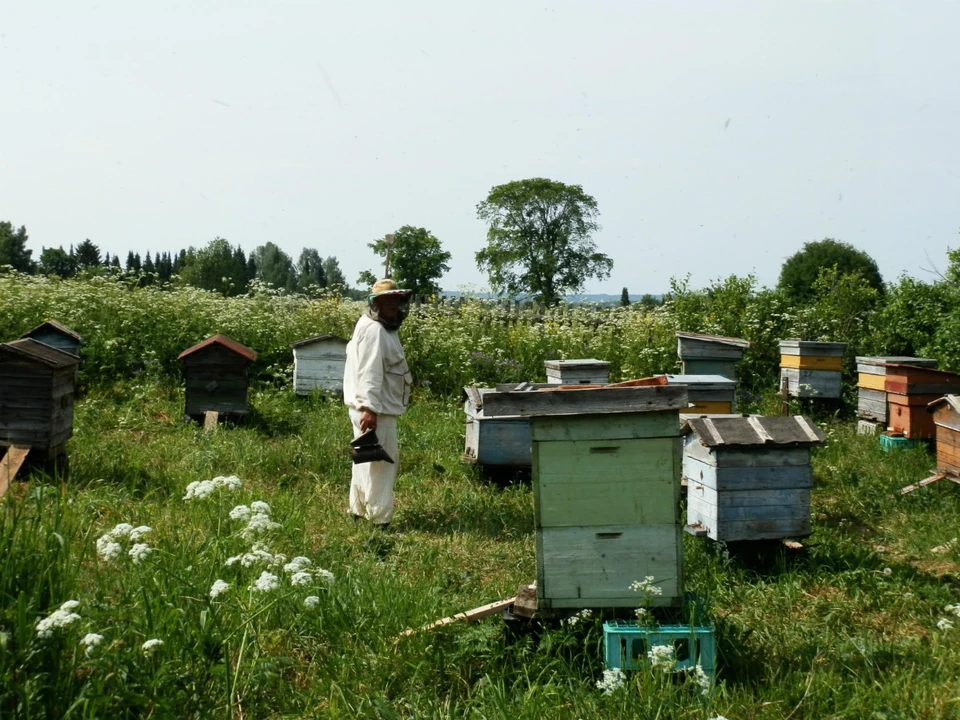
[682,415,825,542]
[778,340,846,399]
[664,374,737,414]
[19,320,83,357]
[178,335,257,422]
[289,334,348,395]
[483,384,689,610]
[544,359,611,385]
[462,385,535,467]
[885,365,960,439]
[0,339,80,451]
[676,332,750,380]
[856,356,938,425]
[927,396,960,476]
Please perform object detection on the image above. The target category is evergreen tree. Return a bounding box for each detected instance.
[74,239,102,270]
[0,221,35,272]
[297,248,327,291]
[126,251,137,273]
[620,287,630,306]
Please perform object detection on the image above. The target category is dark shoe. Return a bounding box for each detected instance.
[375,522,390,531]
[350,514,363,523]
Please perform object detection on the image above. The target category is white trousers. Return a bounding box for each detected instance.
[348,409,399,525]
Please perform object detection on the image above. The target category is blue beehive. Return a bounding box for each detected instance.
[603,620,716,677]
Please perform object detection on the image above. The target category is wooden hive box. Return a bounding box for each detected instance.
[779,340,846,399]
[0,339,80,451]
[676,332,750,380]
[483,384,688,610]
[178,335,257,422]
[290,334,348,395]
[664,374,737,414]
[19,320,84,358]
[855,356,938,424]
[682,415,825,542]
[886,365,960,439]
[928,396,960,476]
[462,386,533,467]
[544,359,611,386]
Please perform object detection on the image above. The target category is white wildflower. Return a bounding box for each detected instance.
[707,716,730,720]
[304,595,320,609]
[315,569,335,583]
[937,617,954,631]
[129,526,152,542]
[595,667,626,695]
[128,543,153,564]
[109,523,134,539]
[183,475,242,501]
[251,571,280,593]
[96,537,123,562]
[250,500,271,514]
[283,556,313,574]
[647,644,675,669]
[945,604,960,618]
[635,607,650,620]
[141,638,164,653]
[216,475,242,491]
[209,579,230,599]
[229,505,252,521]
[290,571,313,587]
[563,608,593,627]
[36,601,82,639]
[80,632,104,658]
[630,576,663,596]
[692,664,711,695]
[241,513,281,539]
[272,553,287,567]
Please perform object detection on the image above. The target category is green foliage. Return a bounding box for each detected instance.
[0,221,34,273]
[251,242,297,292]
[74,239,102,271]
[38,246,77,278]
[296,248,327,292]
[620,287,630,307]
[321,256,347,289]
[365,226,452,296]
[476,178,613,305]
[179,237,250,297]
[778,238,883,301]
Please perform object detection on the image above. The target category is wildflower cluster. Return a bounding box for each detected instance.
[184,475,243,500]
[595,667,626,695]
[96,523,153,564]
[647,644,675,670]
[229,501,282,539]
[631,575,662,624]
[937,603,960,631]
[80,632,104,658]
[36,600,81,640]
[562,608,593,627]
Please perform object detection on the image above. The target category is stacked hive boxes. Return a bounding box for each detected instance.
[885,365,960,439]
[927,396,960,476]
[778,341,846,399]
[482,384,688,610]
[544,359,611,385]
[676,332,750,381]
[664,375,737,414]
[855,356,938,427]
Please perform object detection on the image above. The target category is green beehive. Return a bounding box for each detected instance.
[482,384,688,610]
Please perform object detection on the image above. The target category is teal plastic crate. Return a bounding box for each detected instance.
[603,620,716,677]
[880,434,916,451]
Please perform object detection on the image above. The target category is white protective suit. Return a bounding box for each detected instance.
[343,313,412,524]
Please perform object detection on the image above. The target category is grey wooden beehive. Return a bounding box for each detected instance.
[676,332,750,380]
[290,334,348,395]
[20,320,83,358]
[543,359,610,385]
[178,335,257,421]
[0,339,80,451]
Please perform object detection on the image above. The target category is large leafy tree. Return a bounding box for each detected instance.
[251,242,296,291]
[296,248,327,291]
[179,237,249,296]
[39,246,76,277]
[778,238,883,302]
[0,221,35,272]
[475,178,612,305]
[360,226,451,296]
[322,256,347,288]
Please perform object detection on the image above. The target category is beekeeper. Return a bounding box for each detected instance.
[343,278,413,528]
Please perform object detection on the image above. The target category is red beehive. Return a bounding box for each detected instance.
[886,365,960,439]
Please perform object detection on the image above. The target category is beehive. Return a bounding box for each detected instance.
[19,320,83,357]
[178,335,257,422]
[682,415,825,542]
[676,332,750,380]
[462,386,533,467]
[855,356,938,424]
[778,341,846,398]
[290,334,348,395]
[664,374,737,414]
[886,365,960,439]
[544,359,610,385]
[927,396,960,476]
[0,339,80,451]
[482,384,688,610]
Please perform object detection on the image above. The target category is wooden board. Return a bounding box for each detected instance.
[203,411,219,432]
[780,355,844,371]
[857,388,887,422]
[887,402,937,439]
[686,495,811,541]
[780,368,842,399]
[676,341,746,360]
[933,405,960,434]
[682,456,813,491]
[399,596,517,637]
[482,385,688,418]
[475,418,531,466]
[0,445,30,499]
[856,356,938,373]
[683,440,811,468]
[680,359,738,379]
[857,373,887,391]
[778,341,846,357]
[537,525,682,608]
[687,401,733,414]
[534,438,678,527]
[531,411,678,442]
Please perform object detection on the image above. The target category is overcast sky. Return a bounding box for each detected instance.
[3,1,959,295]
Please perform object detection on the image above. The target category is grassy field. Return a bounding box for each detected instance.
[2,379,960,719]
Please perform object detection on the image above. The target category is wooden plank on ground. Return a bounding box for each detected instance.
[399,596,517,637]
[204,410,219,433]
[0,446,31,499]
[900,473,948,495]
